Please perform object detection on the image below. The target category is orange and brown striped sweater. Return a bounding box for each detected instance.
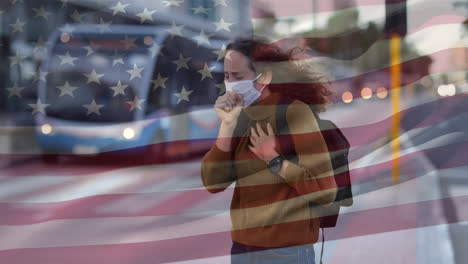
[200,92,337,248]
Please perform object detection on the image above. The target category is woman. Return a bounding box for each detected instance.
[200,39,337,264]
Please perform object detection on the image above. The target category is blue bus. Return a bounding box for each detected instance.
[35,24,225,163]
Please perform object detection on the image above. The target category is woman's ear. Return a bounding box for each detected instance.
[257,70,272,86]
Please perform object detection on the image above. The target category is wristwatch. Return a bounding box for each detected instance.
[268,155,284,174]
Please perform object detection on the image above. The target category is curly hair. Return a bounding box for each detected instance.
[226,38,334,112]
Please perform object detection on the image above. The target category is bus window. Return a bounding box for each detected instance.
[42,28,158,123]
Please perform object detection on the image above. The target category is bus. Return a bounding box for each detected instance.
[34,24,225,163]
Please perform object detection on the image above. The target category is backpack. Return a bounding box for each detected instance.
[274,97,353,264]
[274,96,353,228]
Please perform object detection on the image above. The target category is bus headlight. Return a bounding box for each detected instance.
[41,124,53,135]
[123,127,136,140]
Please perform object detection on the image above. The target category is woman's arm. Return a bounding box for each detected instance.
[200,122,237,193]
[277,100,337,205]
[200,92,243,193]
[215,122,237,151]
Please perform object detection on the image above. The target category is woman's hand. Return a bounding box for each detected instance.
[248,123,279,163]
[214,91,243,126]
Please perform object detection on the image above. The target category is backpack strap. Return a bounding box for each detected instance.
[275,97,321,164]
[274,96,298,163]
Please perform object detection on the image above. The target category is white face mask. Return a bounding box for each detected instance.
[224,74,266,107]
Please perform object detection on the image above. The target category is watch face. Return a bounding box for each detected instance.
[269,156,283,173]
[271,162,282,173]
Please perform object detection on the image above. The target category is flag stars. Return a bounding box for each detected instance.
[193,29,213,46]
[9,18,26,33]
[84,69,104,84]
[162,0,184,7]
[166,21,184,38]
[151,73,168,90]
[127,64,144,80]
[126,96,146,111]
[6,82,25,98]
[173,86,193,104]
[110,1,129,16]
[213,18,233,32]
[213,44,226,61]
[56,81,79,97]
[191,6,210,15]
[98,18,112,33]
[34,69,49,82]
[198,63,216,81]
[112,53,124,66]
[215,82,226,95]
[70,10,85,23]
[173,54,191,71]
[84,46,95,56]
[113,58,124,66]
[113,57,124,66]
[9,53,24,67]
[58,51,78,66]
[83,99,104,116]
[32,6,52,20]
[136,8,157,24]
[109,81,128,96]
[29,99,50,115]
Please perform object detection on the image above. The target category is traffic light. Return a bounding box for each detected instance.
[384,0,407,36]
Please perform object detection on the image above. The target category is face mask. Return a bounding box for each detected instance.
[224,74,266,107]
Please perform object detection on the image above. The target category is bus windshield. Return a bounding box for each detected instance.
[43,28,155,123]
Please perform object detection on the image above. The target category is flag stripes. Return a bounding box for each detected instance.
[0,184,466,263]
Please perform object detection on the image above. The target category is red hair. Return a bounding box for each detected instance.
[251,40,334,112]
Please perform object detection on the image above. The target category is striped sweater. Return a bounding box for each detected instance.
[201,92,337,247]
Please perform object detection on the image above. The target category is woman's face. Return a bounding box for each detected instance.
[224,50,256,83]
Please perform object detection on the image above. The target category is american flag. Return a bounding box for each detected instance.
[1,0,468,263]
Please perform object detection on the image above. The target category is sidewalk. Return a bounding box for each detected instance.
[321,122,458,264]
